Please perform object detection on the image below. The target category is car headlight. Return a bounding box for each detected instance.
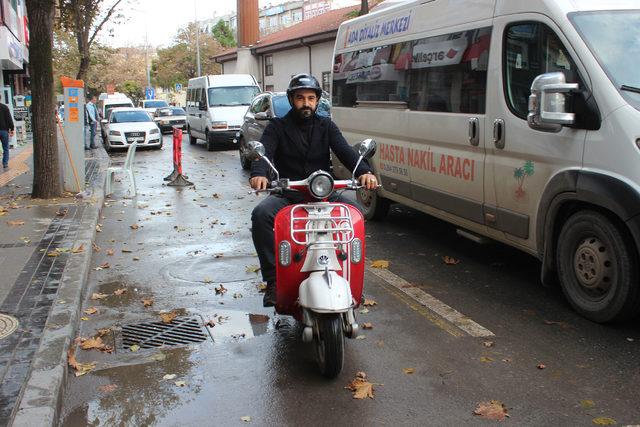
[308,171,334,199]
[160,120,169,125]
[109,130,121,136]
[150,128,160,134]
[211,121,227,129]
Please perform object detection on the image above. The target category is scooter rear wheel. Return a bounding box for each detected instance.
[315,314,344,378]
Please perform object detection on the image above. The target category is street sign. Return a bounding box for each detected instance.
[145,87,155,100]
[175,83,183,92]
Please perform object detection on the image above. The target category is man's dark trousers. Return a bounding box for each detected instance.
[0,130,9,168]
[251,192,357,285]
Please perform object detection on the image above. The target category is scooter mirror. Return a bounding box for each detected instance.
[246,141,266,161]
[358,138,377,159]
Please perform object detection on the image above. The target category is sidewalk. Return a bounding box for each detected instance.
[0,141,108,426]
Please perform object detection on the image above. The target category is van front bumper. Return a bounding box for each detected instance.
[210,128,240,143]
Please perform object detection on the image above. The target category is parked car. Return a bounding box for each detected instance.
[140,99,169,115]
[236,91,331,169]
[153,107,187,133]
[186,74,261,151]
[98,96,135,140]
[102,107,162,151]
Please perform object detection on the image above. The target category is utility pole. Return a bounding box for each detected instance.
[145,25,151,88]
[195,0,201,77]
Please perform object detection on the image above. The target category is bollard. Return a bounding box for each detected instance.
[166,126,194,187]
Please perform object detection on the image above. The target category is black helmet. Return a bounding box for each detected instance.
[286,73,322,101]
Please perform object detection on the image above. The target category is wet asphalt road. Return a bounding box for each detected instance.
[59,133,640,426]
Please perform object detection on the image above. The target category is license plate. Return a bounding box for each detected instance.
[127,137,143,142]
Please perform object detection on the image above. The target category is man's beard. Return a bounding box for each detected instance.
[294,105,315,121]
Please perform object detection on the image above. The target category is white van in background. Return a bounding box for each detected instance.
[331,0,640,323]
[98,95,135,140]
[186,74,260,151]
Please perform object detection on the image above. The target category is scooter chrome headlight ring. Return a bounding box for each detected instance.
[308,171,334,199]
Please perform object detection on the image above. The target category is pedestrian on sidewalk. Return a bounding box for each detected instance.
[0,100,15,169]
[85,95,98,149]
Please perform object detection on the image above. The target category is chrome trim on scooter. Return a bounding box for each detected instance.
[278,241,291,266]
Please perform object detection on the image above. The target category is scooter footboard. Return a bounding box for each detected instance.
[299,271,353,312]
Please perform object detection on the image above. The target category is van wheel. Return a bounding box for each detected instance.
[188,129,197,145]
[206,131,215,151]
[239,138,250,170]
[357,188,390,220]
[556,210,640,323]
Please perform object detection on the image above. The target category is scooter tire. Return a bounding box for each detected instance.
[315,314,344,378]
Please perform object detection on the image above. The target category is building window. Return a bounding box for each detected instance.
[321,72,331,93]
[264,55,273,76]
[265,85,274,92]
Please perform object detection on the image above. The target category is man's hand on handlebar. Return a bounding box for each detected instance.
[358,172,378,190]
[250,176,270,191]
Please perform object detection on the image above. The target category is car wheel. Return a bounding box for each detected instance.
[556,210,640,323]
[104,142,111,153]
[239,138,251,170]
[206,131,215,151]
[356,187,390,220]
[188,128,197,145]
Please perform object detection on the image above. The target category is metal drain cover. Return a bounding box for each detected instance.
[0,313,19,339]
[120,316,209,350]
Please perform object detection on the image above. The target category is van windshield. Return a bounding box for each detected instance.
[208,86,260,107]
[571,10,640,108]
[105,103,134,119]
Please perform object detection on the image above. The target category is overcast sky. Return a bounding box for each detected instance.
[102,0,292,48]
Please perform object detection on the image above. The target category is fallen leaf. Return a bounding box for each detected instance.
[81,337,112,353]
[345,372,376,399]
[580,399,595,409]
[71,244,85,254]
[130,223,140,230]
[162,374,177,380]
[130,344,140,352]
[246,265,261,274]
[92,242,101,252]
[363,299,377,307]
[537,364,546,370]
[212,193,220,199]
[204,319,216,328]
[96,328,111,337]
[160,310,178,324]
[91,292,109,300]
[482,341,494,348]
[121,248,132,253]
[355,335,366,340]
[174,380,187,387]
[80,317,89,321]
[83,307,98,315]
[592,417,616,426]
[67,346,96,377]
[113,288,126,296]
[142,298,154,307]
[233,293,243,299]
[403,368,415,374]
[362,322,373,329]
[370,259,389,269]
[149,353,166,362]
[98,262,110,269]
[203,277,213,284]
[106,248,115,256]
[46,251,60,257]
[257,283,267,292]
[473,400,509,421]
[7,220,25,226]
[95,224,102,232]
[98,384,117,393]
[359,308,369,314]
[480,357,494,363]
[215,284,227,295]
[442,256,460,265]
[240,416,251,423]
[132,256,140,261]
[56,208,68,217]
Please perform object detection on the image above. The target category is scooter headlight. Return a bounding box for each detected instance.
[308,171,334,199]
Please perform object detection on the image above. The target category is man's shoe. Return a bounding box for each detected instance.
[262,282,276,307]
[2,164,8,170]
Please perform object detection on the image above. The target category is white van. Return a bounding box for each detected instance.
[98,95,135,140]
[331,0,640,322]
[186,74,260,151]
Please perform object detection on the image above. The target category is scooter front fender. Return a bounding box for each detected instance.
[299,271,353,312]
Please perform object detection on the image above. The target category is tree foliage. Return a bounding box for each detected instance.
[212,20,236,48]
[56,0,128,81]
[152,22,223,89]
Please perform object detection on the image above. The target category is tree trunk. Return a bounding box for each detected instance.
[359,0,369,16]
[76,54,90,81]
[26,0,62,198]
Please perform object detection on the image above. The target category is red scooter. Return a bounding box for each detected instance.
[247,139,377,378]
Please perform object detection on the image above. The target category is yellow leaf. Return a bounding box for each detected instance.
[480,357,494,363]
[160,311,178,324]
[47,251,60,257]
[113,288,126,296]
[473,400,509,421]
[121,248,132,253]
[71,244,85,254]
[403,368,415,374]
[363,299,377,307]
[592,417,616,426]
[91,292,109,300]
[7,220,25,226]
[142,298,154,307]
[580,400,595,409]
[80,317,89,321]
[370,259,389,269]
[83,307,98,315]
[81,337,105,351]
[130,344,140,352]
[345,373,376,399]
[246,265,261,274]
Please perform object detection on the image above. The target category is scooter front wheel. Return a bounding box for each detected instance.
[314,314,344,378]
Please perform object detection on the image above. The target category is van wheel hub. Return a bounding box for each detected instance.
[573,237,611,293]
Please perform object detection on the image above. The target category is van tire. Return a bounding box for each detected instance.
[188,129,197,145]
[356,188,390,221]
[206,131,215,151]
[239,138,251,170]
[556,210,640,323]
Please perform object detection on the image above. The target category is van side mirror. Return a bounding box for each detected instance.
[199,101,207,111]
[528,72,579,133]
[352,138,377,182]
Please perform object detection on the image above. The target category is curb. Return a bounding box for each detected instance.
[11,149,109,426]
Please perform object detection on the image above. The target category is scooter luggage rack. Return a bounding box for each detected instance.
[290,203,354,247]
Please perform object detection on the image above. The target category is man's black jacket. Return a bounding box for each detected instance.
[250,110,371,180]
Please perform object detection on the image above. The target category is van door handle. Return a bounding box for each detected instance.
[493,119,505,149]
[468,117,479,146]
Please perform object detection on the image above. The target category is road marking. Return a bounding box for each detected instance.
[366,265,495,338]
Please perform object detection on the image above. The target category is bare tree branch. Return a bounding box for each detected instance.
[88,0,123,47]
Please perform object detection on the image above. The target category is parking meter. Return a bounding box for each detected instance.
[61,79,86,192]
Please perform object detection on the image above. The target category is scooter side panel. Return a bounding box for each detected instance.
[345,204,365,307]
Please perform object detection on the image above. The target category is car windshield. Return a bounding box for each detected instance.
[272,95,291,117]
[144,100,168,108]
[156,107,185,117]
[111,111,152,123]
[571,10,640,108]
[208,86,260,107]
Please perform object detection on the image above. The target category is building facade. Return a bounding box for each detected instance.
[0,0,29,103]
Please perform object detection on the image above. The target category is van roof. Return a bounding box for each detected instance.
[189,74,257,87]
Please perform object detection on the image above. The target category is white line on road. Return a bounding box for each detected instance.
[366,265,495,338]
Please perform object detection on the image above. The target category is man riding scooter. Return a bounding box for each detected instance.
[250,73,379,307]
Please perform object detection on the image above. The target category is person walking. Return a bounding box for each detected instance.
[85,95,98,149]
[0,101,15,170]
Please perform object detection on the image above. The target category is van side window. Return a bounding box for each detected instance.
[504,22,584,118]
[200,88,207,106]
[187,89,193,107]
[332,27,491,114]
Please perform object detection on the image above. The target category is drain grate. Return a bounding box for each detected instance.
[120,316,209,350]
[0,313,19,339]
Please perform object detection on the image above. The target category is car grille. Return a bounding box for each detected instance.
[229,125,241,130]
[170,119,185,125]
[125,131,145,142]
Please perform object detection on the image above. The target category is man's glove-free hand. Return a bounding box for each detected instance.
[358,173,378,190]
[250,176,269,191]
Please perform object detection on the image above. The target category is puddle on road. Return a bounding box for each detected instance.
[162,255,262,284]
[203,310,271,342]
